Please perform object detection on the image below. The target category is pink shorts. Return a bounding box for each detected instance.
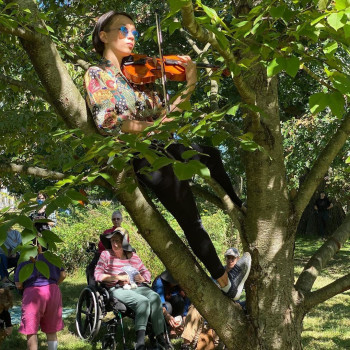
[19,284,64,335]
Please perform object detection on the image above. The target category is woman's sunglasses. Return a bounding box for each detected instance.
[107,25,140,41]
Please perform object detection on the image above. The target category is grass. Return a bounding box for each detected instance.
[1,236,349,349]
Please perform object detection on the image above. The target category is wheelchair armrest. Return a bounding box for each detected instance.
[97,283,128,313]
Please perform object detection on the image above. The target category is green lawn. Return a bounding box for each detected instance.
[1,236,349,349]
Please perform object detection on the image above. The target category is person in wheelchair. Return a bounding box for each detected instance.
[94,229,170,350]
[86,210,129,286]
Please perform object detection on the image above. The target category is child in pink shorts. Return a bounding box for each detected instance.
[15,248,66,350]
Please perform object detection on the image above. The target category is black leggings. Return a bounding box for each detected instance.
[133,143,242,280]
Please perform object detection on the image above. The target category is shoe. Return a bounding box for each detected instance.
[223,252,251,300]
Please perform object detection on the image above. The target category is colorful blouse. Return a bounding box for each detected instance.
[94,249,151,288]
[84,58,164,136]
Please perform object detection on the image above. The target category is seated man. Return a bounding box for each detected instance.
[152,270,190,337]
[181,248,246,350]
[0,228,22,288]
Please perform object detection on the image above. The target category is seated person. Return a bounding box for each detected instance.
[0,228,22,268]
[0,288,13,346]
[94,229,169,350]
[86,210,129,285]
[152,271,190,336]
[181,248,246,350]
[0,228,21,288]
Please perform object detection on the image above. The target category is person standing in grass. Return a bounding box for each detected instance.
[15,245,66,350]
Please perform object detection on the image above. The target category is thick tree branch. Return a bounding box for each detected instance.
[294,112,350,217]
[303,273,350,312]
[0,163,65,180]
[204,177,243,238]
[0,74,50,102]
[191,184,224,210]
[295,213,350,293]
[113,169,256,349]
[0,24,35,40]
[180,1,256,106]
[5,0,97,135]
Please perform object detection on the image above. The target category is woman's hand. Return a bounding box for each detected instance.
[177,55,197,86]
[134,273,145,283]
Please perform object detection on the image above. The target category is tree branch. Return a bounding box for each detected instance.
[0,74,50,102]
[295,213,350,293]
[0,163,65,180]
[180,0,256,106]
[301,64,335,92]
[113,168,256,349]
[294,112,350,217]
[191,184,224,210]
[0,24,35,41]
[303,273,350,312]
[6,0,97,135]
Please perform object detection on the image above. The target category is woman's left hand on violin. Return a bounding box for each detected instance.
[176,55,197,86]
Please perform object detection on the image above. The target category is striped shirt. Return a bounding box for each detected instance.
[94,249,151,288]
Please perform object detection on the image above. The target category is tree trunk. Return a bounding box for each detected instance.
[241,66,304,349]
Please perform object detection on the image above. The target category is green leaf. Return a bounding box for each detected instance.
[346,156,350,164]
[227,104,240,116]
[318,0,328,10]
[181,150,198,160]
[18,246,38,264]
[43,251,62,268]
[35,260,50,279]
[324,41,338,55]
[285,56,300,77]
[151,157,174,171]
[16,215,33,229]
[18,263,34,283]
[41,230,63,244]
[173,162,196,180]
[99,173,117,187]
[331,72,350,95]
[270,5,286,18]
[327,12,346,31]
[21,228,36,245]
[34,26,49,35]
[267,57,285,77]
[169,21,181,35]
[66,189,87,202]
[335,0,350,10]
[309,92,329,114]
[328,92,345,118]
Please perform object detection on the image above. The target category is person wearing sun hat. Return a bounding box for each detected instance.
[85,210,129,285]
[94,229,170,350]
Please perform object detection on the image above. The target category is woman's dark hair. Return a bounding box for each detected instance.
[92,11,134,56]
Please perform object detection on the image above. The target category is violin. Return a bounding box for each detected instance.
[121,53,230,85]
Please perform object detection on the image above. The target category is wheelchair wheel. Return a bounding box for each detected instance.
[76,286,102,340]
[102,335,116,350]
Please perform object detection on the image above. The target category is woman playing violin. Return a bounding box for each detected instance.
[84,11,251,300]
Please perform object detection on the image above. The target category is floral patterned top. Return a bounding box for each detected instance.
[84,58,164,136]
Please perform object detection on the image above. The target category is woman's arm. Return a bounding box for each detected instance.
[170,57,197,113]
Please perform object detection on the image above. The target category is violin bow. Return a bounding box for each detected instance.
[155,11,170,113]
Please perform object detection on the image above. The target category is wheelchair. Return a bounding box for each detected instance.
[75,243,172,350]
